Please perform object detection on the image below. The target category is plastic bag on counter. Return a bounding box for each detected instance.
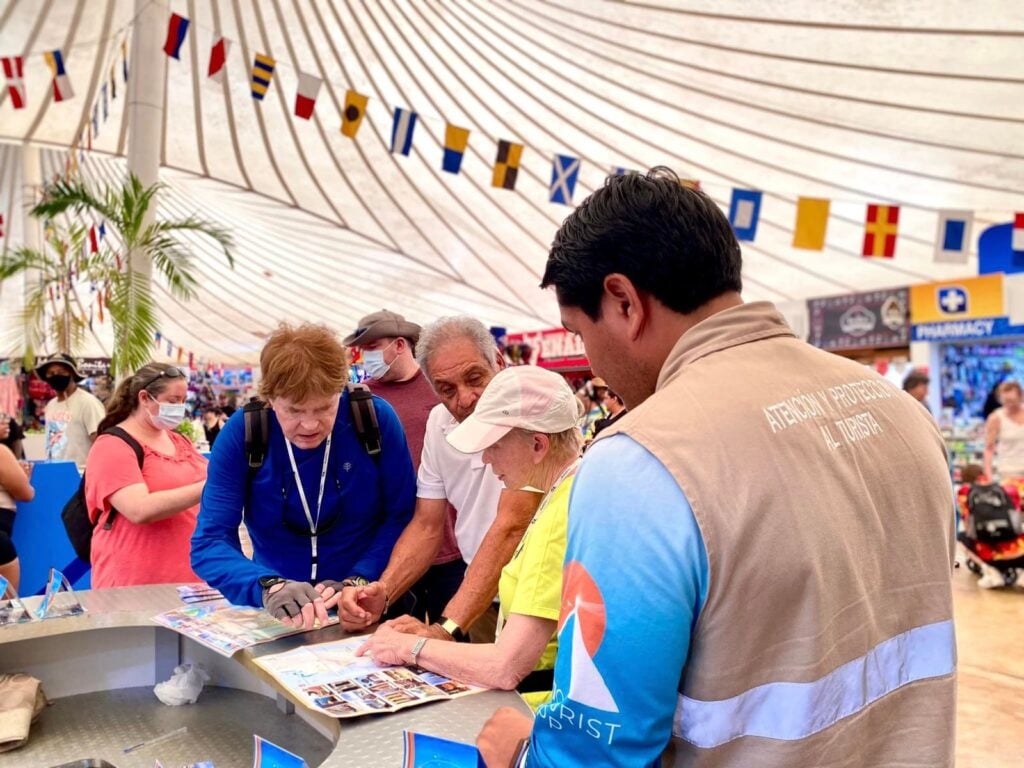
[153,663,210,706]
[0,673,48,752]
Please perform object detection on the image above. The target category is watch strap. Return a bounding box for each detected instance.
[410,637,428,666]
[438,616,468,642]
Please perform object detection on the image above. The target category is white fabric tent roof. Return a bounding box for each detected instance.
[1,0,1022,363]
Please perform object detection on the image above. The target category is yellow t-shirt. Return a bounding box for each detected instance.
[497,473,574,709]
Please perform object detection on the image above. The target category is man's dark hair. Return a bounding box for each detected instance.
[541,167,742,319]
[903,371,930,391]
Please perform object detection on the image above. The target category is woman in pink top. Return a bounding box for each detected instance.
[85,362,207,588]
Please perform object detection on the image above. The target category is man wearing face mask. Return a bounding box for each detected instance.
[36,353,106,470]
[344,311,465,623]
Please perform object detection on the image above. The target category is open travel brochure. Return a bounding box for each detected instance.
[152,602,337,657]
[252,635,485,718]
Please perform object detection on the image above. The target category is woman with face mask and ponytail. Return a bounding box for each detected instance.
[84,362,208,588]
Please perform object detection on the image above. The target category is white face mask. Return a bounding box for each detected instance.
[362,340,398,380]
[149,402,187,431]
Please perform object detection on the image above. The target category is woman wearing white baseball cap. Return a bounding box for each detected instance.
[358,365,582,708]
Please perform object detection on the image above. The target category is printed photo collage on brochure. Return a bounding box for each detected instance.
[299,665,472,717]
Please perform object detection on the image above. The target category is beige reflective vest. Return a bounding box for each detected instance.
[598,302,956,767]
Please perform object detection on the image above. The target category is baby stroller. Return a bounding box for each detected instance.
[958,481,1024,588]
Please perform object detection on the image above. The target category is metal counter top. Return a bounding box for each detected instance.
[1,585,531,766]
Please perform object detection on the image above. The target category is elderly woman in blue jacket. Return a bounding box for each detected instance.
[192,322,415,630]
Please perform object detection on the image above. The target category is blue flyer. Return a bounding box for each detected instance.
[402,731,485,768]
[253,735,306,768]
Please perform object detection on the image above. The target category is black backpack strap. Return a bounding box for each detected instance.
[96,426,146,531]
[347,383,382,461]
[243,400,270,470]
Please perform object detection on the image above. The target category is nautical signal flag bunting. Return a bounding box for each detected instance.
[208,38,229,82]
[1014,213,1024,253]
[863,204,899,258]
[44,50,74,102]
[729,189,762,241]
[294,72,321,119]
[391,107,417,155]
[443,124,470,174]
[550,155,580,205]
[341,90,368,138]
[934,210,972,264]
[251,54,275,100]
[493,140,524,190]
[163,13,189,60]
[2,57,25,109]
[793,197,830,251]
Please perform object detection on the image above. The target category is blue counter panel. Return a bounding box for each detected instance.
[11,461,91,596]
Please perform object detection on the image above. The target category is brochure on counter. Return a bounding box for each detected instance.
[252,634,486,718]
[152,602,337,657]
[403,731,484,767]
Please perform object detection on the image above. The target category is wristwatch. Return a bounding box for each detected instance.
[340,576,369,588]
[437,615,468,642]
[410,637,428,666]
[258,576,287,590]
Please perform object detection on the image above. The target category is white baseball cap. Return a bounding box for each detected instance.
[446,366,581,454]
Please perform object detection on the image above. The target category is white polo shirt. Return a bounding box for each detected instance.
[417,404,503,564]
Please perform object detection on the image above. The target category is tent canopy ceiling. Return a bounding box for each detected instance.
[1,0,1022,362]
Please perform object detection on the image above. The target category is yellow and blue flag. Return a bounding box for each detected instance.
[443,124,470,174]
[251,53,275,101]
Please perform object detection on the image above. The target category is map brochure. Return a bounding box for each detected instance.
[252,634,486,719]
[152,602,337,657]
[176,583,226,604]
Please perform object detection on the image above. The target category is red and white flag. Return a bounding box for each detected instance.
[1014,213,1024,253]
[294,71,321,119]
[207,38,230,82]
[2,56,25,109]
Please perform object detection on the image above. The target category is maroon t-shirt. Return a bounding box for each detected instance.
[367,370,462,564]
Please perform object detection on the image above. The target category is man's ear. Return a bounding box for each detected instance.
[603,273,646,342]
[494,347,507,370]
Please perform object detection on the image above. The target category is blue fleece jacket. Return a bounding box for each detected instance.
[191,391,415,607]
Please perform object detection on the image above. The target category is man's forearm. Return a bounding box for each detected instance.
[442,490,542,629]
[379,515,443,600]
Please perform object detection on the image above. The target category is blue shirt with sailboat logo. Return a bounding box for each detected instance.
[526,434,709,767]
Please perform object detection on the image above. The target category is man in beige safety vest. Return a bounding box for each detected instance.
[477,167,956,767]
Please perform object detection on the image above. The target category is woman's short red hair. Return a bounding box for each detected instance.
[259,323,348,402]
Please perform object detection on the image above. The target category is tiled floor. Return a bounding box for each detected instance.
[953,564,1024,767]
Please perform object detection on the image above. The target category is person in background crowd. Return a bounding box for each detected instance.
[359,366,582,710]
[334,316,542,645]
[85,363,207,588]
[192,323,416,630]
[903,370,930,412]
[0,413,25,460]
[591,388,626,438]
[578,377,608,440]
[344,310,464,623]
[0,444,34,594]
[36,353,105,470]
[984,380,1024,480]
[202,409,224,449]
[477,168,956,767]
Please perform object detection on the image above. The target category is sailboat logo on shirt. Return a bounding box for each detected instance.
[558,561,619,713]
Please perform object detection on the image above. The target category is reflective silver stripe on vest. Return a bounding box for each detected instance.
[674,619,956,748]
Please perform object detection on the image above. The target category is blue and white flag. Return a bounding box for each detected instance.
[934,210,973,264]
[729,189,762,241]
[611,166,631,176]
[390,107,417,156]
[550,155,580,205]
